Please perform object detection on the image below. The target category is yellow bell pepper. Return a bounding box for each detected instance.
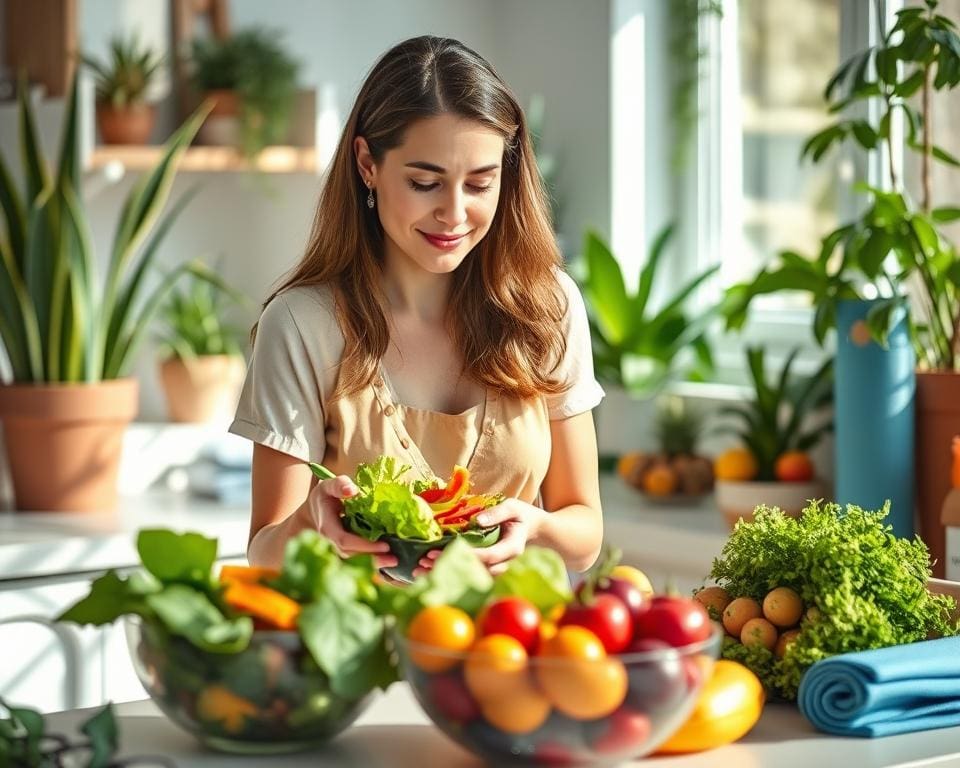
[656,660,765,754]
[196,684,258,734]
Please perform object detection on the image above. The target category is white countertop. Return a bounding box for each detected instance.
[0,492,250,583]
[43,683,960,767]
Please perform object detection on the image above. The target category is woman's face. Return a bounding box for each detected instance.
[356,114,505,275]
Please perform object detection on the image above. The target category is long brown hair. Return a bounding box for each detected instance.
[259,35,568,401]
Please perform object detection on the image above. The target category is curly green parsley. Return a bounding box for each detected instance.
[708,500,959,700]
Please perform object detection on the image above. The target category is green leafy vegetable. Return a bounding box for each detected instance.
[340,456,441,542]
[491,547,573,616]
[137,528,218,590]
[145,585,252,654]
[708,500,959,699]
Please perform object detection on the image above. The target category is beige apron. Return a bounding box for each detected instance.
[321,366,552,503]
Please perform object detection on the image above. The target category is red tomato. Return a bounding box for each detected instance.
[590,707,652,754]
[427,673,480,724]
[559,593,633,653]
[477,597,542,654]
[578,576,648,624]
[633,595,712,647]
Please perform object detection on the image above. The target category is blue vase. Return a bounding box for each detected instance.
[834,299,915,538]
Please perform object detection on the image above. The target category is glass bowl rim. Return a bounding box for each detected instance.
[394,623,724,666]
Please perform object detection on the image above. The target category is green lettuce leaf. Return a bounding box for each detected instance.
[343,482,441,542]
[492,547,573,616]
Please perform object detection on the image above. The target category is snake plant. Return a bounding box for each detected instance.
[0,76,211,383]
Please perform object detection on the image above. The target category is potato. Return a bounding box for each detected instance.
[775,628,801,658]
[740,617,778,651]
[762,586,803,628]
[722,597,763,637]
[694,586,732,619]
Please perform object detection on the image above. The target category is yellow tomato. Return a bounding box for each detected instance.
[464,634,529,702]
[656,660,765,754]
[610,565,654,599]
[479,678,552,734]
[407,605,475,673]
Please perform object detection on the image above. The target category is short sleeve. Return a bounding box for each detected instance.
[544,271,606,420]
[229,288,340,462]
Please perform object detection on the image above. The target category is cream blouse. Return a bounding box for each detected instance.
[228,271,604,504]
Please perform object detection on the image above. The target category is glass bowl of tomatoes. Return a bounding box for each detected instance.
[125,616,376,755]
[395,585,724,766]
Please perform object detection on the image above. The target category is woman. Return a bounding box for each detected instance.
[230,35,604,577]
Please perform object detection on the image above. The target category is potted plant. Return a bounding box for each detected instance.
[577,225,719,458]
[0,77,210,512]
[189,29,299,159]
[712,347,833,528]
[81,34,164,145]
[721,1,960,563]
[156,267,248,423]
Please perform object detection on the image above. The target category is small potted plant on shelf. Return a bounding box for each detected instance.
[81,34,164,145]
[189,28,299,159]
[156,267,249,423]
[713,347,833,527]
[0,77,210,512]
[617,395,714,502]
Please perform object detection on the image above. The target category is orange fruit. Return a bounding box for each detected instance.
[642,464,678,496]
[714,448,759,482]
[407,605,475,672]
[774,451,815,482]
[616,451,645,483]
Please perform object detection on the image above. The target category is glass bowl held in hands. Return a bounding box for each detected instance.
[125,616,376,754]
[395,625,723,766]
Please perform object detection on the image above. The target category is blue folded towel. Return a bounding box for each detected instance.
[798,636,960,737]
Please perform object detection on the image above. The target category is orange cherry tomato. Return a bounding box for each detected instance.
[464,633,529,703]
[479,678,552,734]
[407,605,475,673]
[535,626,628,720]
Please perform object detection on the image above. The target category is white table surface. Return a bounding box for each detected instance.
[44,683,960,767]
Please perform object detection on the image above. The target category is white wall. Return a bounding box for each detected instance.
[65,0,615,420]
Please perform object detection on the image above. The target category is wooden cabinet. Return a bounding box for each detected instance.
[3,0,77,98]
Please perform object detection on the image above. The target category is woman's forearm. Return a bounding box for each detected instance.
[530,503,604,573]
[247,501,315,567]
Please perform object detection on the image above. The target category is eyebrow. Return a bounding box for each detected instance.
[404,161,500,174]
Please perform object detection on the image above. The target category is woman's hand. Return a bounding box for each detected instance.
[306,474,398,570]
[415,498,546,577]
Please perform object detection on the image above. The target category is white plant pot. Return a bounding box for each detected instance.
[715,479,829,528]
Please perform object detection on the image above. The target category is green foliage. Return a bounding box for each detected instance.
[81,34,164,108]
[716,347,833,480]
[0,700,133,768]
[578,226,718,395]
[722,1,960,370]
[655,394,706,456]
[0,76,210,383]
[191,29,300,158]
[709,500,959,699]
[156,266,248,359]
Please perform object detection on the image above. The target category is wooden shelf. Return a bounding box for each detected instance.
[87,144,321,174]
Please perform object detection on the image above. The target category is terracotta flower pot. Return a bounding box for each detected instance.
[715,479,828,529]
[159,355,245,423]
[915,371,960,578]
[0,379,138,512]
[96,103,157,145]
[197,89,242,147]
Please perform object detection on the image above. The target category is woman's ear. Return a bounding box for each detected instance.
[354,136,377,187]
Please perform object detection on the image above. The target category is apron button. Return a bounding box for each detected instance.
[484,425,495,436]
[374,377,384,388]
[384,404,395,416]
[400,438,410,449]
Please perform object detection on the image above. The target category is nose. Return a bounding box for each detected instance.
[434,186,468,227]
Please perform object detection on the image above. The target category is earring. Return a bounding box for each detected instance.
[366,185,375,209]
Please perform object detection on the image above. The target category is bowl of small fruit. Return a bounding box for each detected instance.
[617,397,714,503]
[310,458,502,583]
[397,554,723,765]
[712,348,832,527]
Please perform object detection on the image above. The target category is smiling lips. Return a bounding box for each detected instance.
[419,230,470,250]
